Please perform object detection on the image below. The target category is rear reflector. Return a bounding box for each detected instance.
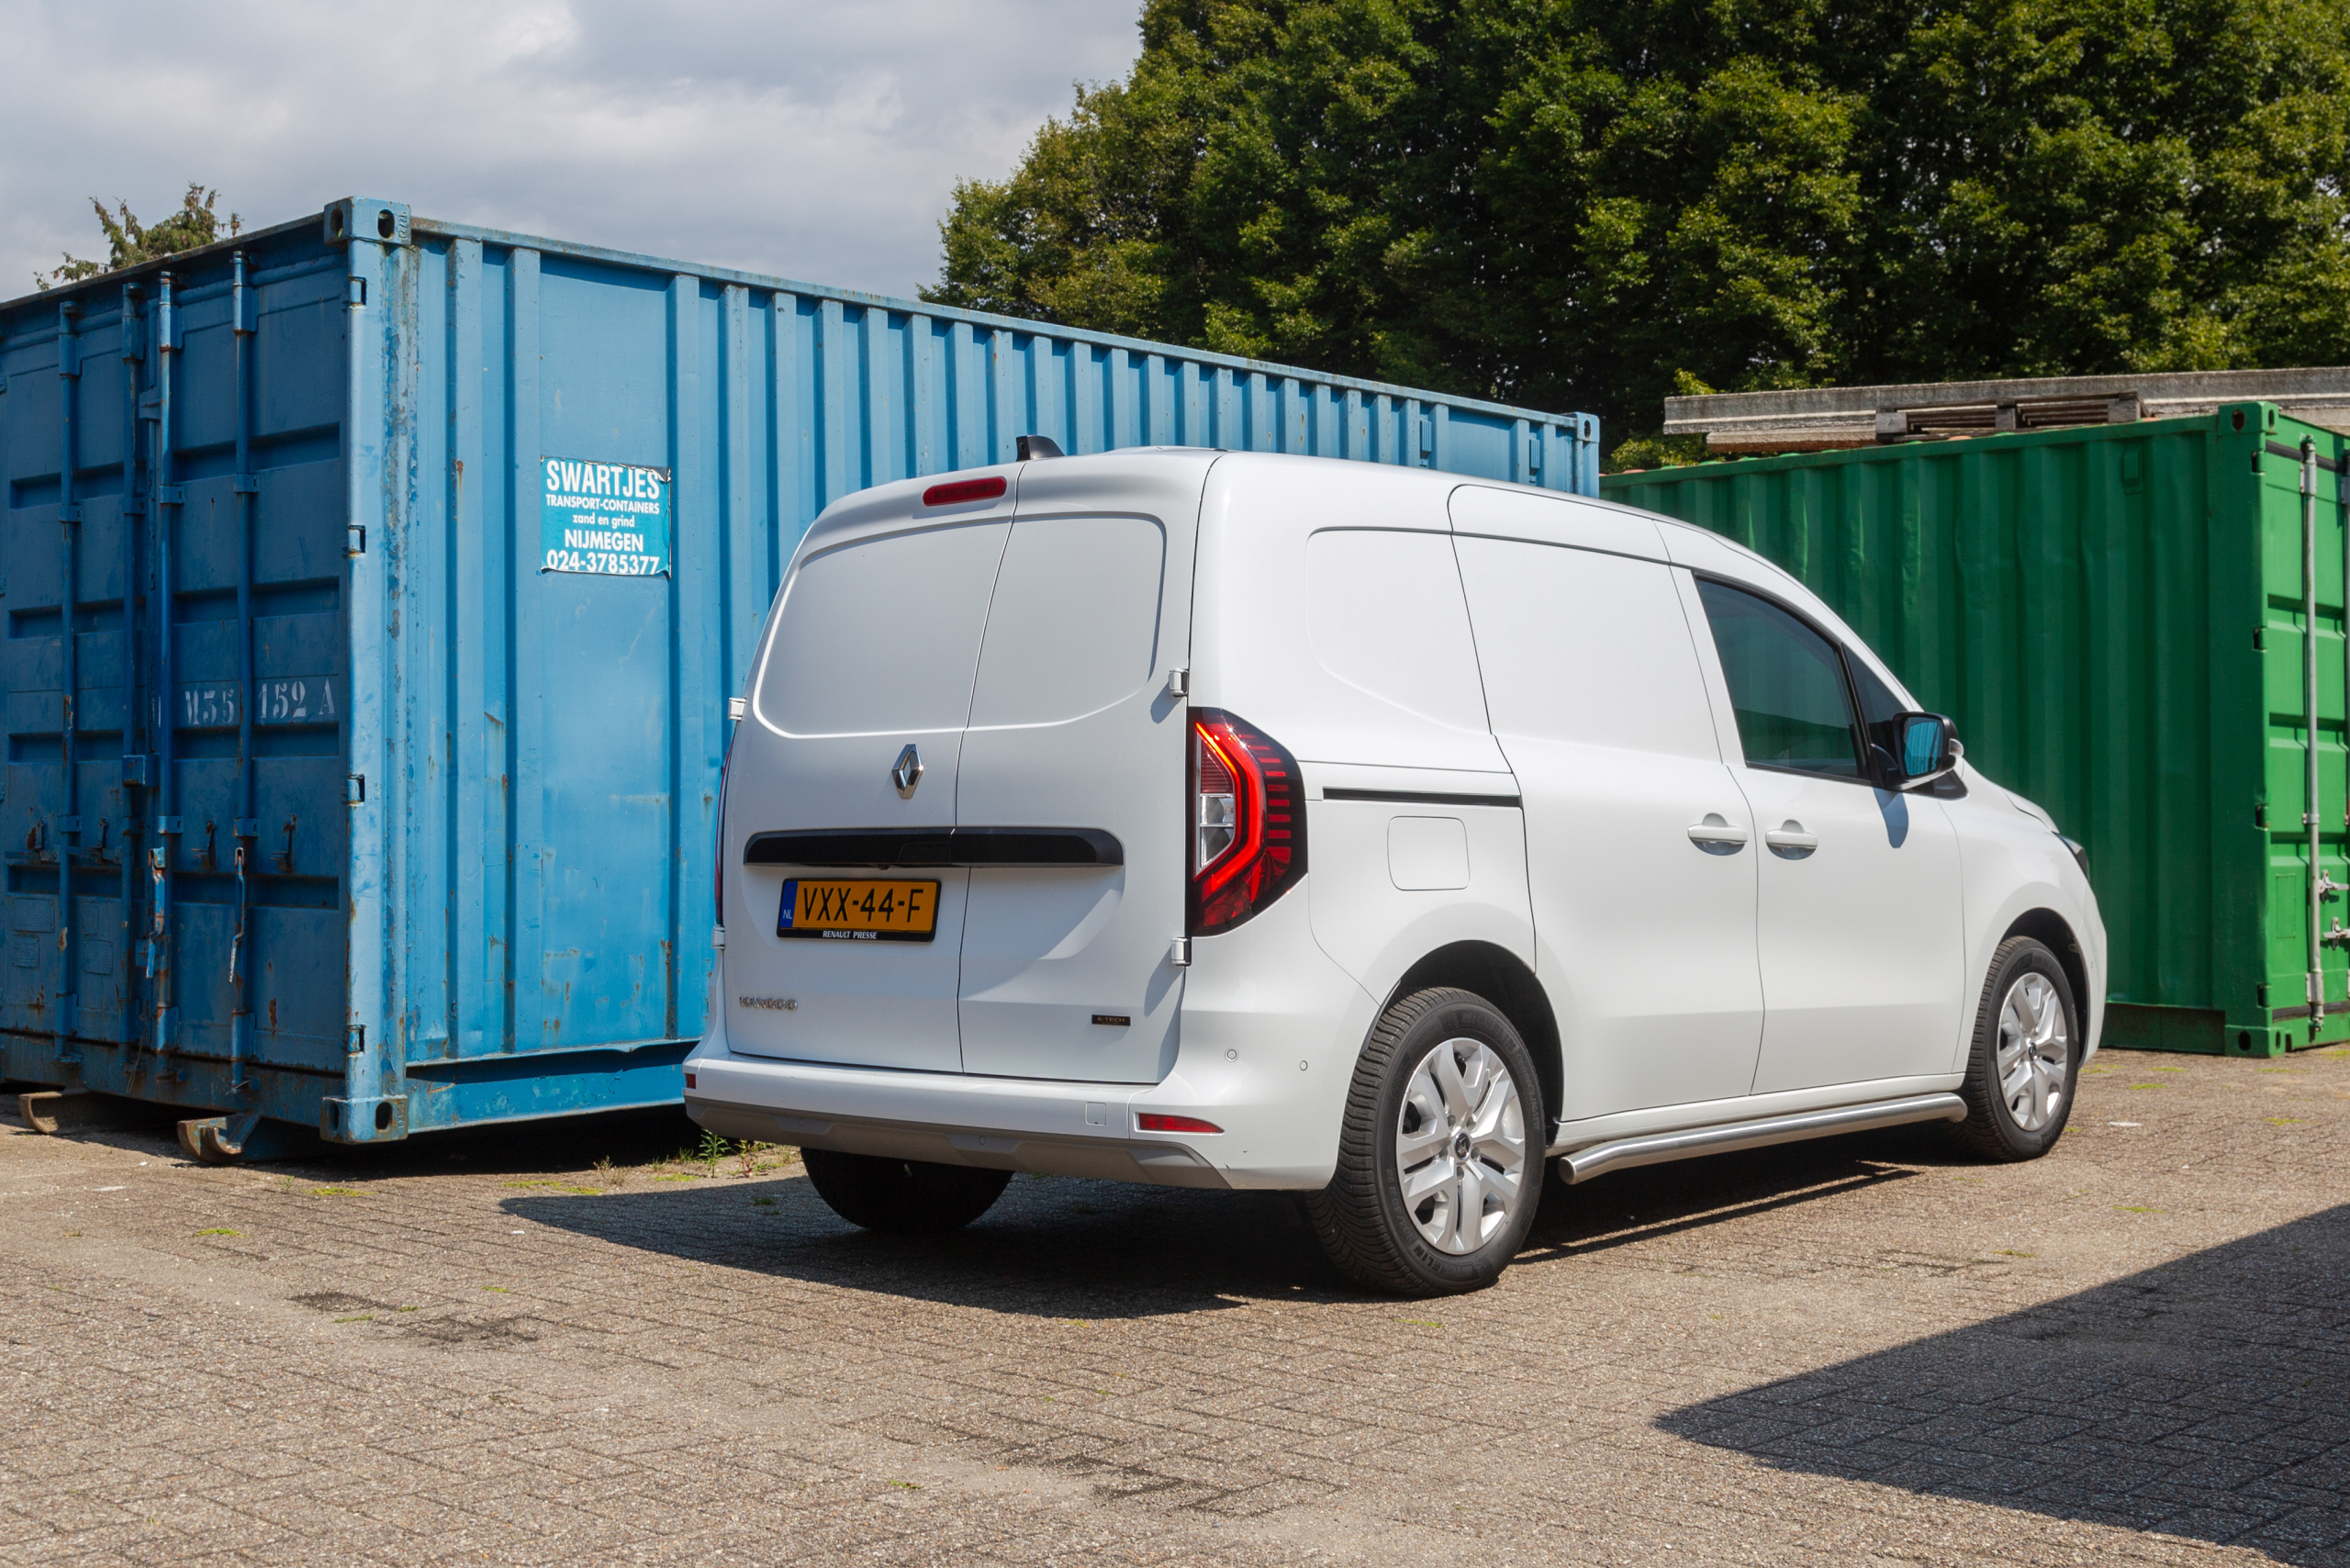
[923,475,1007,507]
[684,1071,697,1090]
[1136,1113,1223,1134]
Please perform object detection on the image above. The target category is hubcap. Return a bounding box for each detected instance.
[1393,1036,1528,1255]
[1997,972,2070,1132]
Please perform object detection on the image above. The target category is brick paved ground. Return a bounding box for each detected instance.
[3,1046,2345,1566]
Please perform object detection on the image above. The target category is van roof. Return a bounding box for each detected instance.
[806,446,1780,575]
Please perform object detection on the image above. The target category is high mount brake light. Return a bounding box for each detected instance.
[922,475,1007,508]
[1189,709,1305,936]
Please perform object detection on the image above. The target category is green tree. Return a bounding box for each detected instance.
[41,184,241,290]
[926,0,2350,464]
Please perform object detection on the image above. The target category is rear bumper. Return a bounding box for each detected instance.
[684,1050,1231,1189]
[685,885,1374,1190]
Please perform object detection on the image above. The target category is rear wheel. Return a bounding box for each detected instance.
[800,1149,1013,1234]
[1953,935,2079,1160]
[1306,988,1542,1295]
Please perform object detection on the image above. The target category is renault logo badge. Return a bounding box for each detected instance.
[890,744,924,799]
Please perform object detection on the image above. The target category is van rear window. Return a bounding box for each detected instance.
[756,521,1009,736]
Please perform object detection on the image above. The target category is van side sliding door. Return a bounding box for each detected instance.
[1451,489,1765,1119]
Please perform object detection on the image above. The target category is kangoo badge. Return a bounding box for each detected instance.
[539,457,671,577]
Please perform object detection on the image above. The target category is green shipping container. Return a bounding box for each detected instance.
[1605,403,2350,1058]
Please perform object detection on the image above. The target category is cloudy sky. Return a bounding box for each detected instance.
[1,0,1142,304]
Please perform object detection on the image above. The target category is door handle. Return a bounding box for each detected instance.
[1764,820,1818,856]
[1686,813,1749,852]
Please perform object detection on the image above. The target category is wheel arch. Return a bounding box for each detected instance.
[1999,907,2094,1045]
[1382,941,1563,1139]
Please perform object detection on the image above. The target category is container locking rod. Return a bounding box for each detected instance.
[2304,437,2325,1026]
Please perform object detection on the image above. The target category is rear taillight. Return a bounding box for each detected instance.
[1188,709,1306,936]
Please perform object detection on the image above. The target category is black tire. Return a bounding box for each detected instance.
[1305,987,1545,1295]
[1953,935,2081,1161]
[800,1149,1013,1234]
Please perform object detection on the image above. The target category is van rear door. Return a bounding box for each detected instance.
[725,486,1015,1073]
[953,455,1209,1083]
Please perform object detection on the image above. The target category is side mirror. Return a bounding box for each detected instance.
[1871,711,1961,790]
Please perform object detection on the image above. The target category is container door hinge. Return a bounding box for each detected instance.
[345,277,367,308]
[347,523,366,555]
[345,1024,366,1055]
[345,774,366,805]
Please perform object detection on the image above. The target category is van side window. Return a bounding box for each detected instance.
[1846,653,1907,726]
[1695,580,1863,778]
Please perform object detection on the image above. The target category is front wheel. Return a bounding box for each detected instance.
[1305,987,1543,1294]
[1953,935,2080,1160]
[800,1149,1013,1234]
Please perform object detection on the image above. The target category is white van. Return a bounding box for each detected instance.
[686,448,2104,1294]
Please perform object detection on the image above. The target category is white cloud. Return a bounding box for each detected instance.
[1,0,1139,301]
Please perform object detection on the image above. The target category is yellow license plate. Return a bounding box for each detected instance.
[777,879,940,942]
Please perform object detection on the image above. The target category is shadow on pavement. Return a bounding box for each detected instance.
[1524,1126,1932,1259]
[511,1168,1324,1319]
[1656,1204,2350,1563]
[506,1126,1951,1318]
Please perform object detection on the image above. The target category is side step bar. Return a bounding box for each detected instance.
[1556,1092,1967,1185]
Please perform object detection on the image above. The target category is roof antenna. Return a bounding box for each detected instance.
[1015,434,1064,461]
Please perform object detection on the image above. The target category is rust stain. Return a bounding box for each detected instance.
[267,998,277,1033]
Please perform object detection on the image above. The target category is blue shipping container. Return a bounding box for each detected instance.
[0,196,1601,1158]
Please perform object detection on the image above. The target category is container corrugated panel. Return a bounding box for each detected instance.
[0,196,1602,1148]
[1606,405,2350,1057]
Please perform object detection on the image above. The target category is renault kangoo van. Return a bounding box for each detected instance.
[686,449,2104,1294]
